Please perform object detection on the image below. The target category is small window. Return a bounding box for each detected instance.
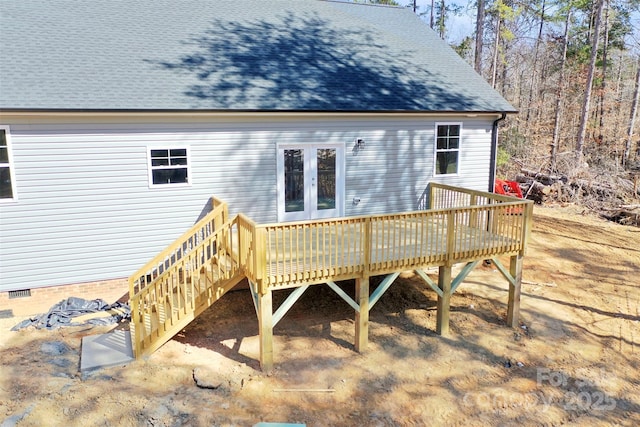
[435,123,461,175]
[0,126,16,200]
[148,147,190,187]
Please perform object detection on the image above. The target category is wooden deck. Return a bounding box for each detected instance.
[129,184,533,370]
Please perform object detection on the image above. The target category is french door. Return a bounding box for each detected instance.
[277,144,344,222]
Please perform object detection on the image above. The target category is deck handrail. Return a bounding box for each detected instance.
[130,213,241,356]
[429,182,521,208]
[129,196,228,297]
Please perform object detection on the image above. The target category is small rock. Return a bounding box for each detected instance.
[516,361,524,367]
[504,360,512,368]
[192,368,222,390]
[468,304,475,310]
[220,403,230,410]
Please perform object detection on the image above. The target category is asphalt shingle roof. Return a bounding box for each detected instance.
[0,0,516,112]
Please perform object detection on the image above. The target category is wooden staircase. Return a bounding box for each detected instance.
[128,198,247,358]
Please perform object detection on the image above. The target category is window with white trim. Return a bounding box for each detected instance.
[148,147,191,187]
[0,126,16,200]
[435,123,461,175]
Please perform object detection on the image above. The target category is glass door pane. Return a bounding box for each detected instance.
[316,148,336,210]
[284,149,304,212]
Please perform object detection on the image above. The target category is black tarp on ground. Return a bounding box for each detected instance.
[11,297,130,331]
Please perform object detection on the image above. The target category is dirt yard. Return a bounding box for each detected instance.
[1,205,639,426]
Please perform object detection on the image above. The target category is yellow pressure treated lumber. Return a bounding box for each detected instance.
[355,277,370,352]
[436,265,452,335]
[258,290,274,371]
[507,254,523,327]
[130,184,533,367]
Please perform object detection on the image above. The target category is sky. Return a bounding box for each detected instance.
[407,1,640,49]
[407,0,477,43]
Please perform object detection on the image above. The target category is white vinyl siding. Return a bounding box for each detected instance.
[0,115,495,292]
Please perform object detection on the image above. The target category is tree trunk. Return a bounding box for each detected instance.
[576,0,605,158]
[438,0,446,39]
[525,0,546,126]
[597,0,610,145]
[550,9,571,172]
[474,0,485,75]
[430,0,435,29]
[491,16,501,89]
[625,59,640,167]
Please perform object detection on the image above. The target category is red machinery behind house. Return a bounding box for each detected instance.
[494,179,523,199]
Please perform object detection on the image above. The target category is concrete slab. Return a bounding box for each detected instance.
[80,329,134,372]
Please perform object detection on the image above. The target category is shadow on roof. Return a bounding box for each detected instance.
[145,12,481,111]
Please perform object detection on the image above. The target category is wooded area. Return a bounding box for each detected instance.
[365,0,640,225]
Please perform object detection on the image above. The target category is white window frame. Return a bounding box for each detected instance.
[434,122,462,176]
[147,146,192,188]
[0,125,17,202]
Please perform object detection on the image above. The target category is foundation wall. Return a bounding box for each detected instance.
[0,278,129,318]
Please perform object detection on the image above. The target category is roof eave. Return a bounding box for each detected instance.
[0,108,519,117]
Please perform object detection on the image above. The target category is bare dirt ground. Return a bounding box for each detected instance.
[1,205,639,427]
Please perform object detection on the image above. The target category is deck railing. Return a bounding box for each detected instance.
[429,182,520,208]
[129,184,532,356]
[129,197,233,356]
[254,184,532,291]
[129,197,228,296]
[236,213,263,287]
[261,217,368,291]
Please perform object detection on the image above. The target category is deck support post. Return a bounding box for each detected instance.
[507,254,523,327]
[258,290,274,372]
[436,265,452,335]
[355,276,370,352]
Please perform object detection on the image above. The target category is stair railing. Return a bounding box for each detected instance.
[129,197,229,356]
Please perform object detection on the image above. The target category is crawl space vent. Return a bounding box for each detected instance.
[8,289,31,299]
